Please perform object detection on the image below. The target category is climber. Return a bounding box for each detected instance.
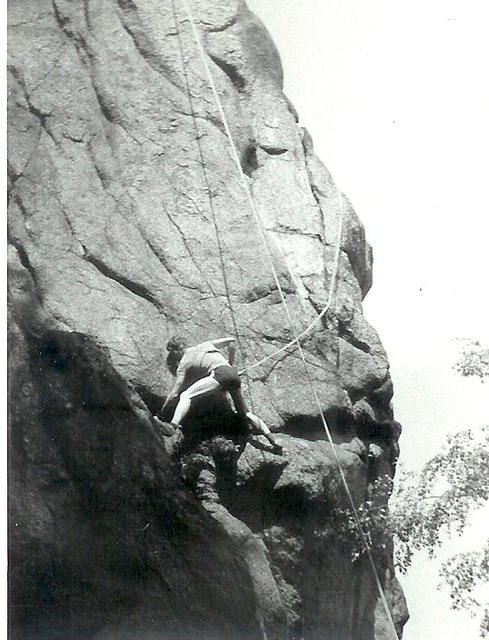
[153,335,282,453]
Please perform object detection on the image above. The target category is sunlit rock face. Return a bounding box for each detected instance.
[8,1,407,638]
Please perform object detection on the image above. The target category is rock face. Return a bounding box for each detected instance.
[8,1,408,639]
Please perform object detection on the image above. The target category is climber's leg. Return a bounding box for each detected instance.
[171,375,220,426]
[229,390,282,453]
[246,411,280,449]
[229,388,248,416]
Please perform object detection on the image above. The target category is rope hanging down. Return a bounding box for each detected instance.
[178,3,400,639]
[177,0,344,375]
[240,201,344,374]
[169,0,255,410]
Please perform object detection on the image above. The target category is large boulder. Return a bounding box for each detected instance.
[8,1,408,638]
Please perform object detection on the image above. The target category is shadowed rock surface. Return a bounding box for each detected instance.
[8,1,408,639]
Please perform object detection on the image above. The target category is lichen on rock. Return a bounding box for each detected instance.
[8,1,408,638]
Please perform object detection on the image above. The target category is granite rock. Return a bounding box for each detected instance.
[8,1,407,638]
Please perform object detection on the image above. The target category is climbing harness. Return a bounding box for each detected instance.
[174,3,400,639]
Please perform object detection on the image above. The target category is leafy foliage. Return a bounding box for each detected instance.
[392,338,489,634]
[442,542,489,624]
[332,474,393,562]
[390,427,489,575]
[335,338,489,634]
[454,338,489,380]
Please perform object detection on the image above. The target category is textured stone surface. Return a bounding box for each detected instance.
[8,1,407,638]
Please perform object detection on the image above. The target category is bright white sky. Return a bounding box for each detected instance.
[247,1,489,638]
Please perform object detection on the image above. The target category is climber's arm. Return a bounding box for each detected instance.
[161,364,186,411]
[210,337,236,365]
[210,337,235,348]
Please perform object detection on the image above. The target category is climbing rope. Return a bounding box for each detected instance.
[169,0,255,410]
[177,3,400,639]
[175,0,344,377]
[240,199,344,375]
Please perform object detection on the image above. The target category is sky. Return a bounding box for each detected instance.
[246,1,489,638]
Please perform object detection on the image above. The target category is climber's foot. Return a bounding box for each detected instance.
[153,416,178,437]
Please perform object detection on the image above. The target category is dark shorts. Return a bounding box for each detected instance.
[212,365,241,392]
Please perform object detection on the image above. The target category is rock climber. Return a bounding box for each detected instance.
[154,335,282,453]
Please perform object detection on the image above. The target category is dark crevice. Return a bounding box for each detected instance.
[244,279,295,303]
[138,230,205,293]
[135,385,164,416]
[355,419,395,442]
[12,194,31,223]
[90,81,143,147]
[209,55,246,91]
[244,283,274,303]
[61,132,84,144]
[338,322,371,354]
[86,152,120,208]
[115,0,184,95]
[301,281,335,332]
[345,387,364,406]
[81,246,162,311]
[259,145,288,156]
[279,406,393,448]
[306,296,329,328]
[8,234,41,300]
[85,139,119,201]
[83,0,91,31]
[93,162,110,189]
[270,227,321,241]
[310,184,322,208]
[345,372,388,407]
[9,238,35,280]
[241,144,259,177]
[91,84,118,127]
[25,103,57,147]
[300,133,335,250]
[368,377,394,410]
[301,132,372,299]
[8,162,21,201]
[174,109,227,138]
[51,0,69,30]
[301,134,321,205]
[7,88,44,191]
[51,6,143,149]
[52,0,93,69]
[8,64,59,149]
[279,409,351,442]
[163,212,218,297]
[59,209,77,241]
